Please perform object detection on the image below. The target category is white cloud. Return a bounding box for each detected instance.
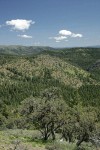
[49,29,83,43]
[18,34,32,39]
[59,30,72,36]
[49,36,67,42]
[54,36,67,41]
[59,29,83,38]
[71,33,83,38]
[6,19,35,31]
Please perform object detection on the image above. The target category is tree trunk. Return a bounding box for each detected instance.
[43,133,48,141]
[43,125,48,141]
[68,133,72,143]
[76,136,84,147]
[51,122,56,140]
[62,131,72,143]
[51,130,55,140]
[76,132,89,147]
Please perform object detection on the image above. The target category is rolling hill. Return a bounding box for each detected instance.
[0,45,54,55]
[0,46,100,107]
[0,46,100,150]
[42,47,100,81]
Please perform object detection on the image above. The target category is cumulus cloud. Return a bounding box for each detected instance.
[59,30,72,36]
[71,33,83,38]
[6,19,35,31]
[49,29,83,42]
[59,29,83,38]
[49,36,67,42]
[54,36,67,41]
[18,34,32,39]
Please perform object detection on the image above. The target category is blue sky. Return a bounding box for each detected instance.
[0,0,100,47]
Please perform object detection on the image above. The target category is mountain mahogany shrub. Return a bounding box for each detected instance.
[73,104,99,147]
[19,93,73,141]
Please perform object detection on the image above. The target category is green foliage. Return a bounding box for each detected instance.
[0,50,100,107]
[19,91,70,141]
[0,45,54,55]
[73,105,98,146]
[78,85,100,106]
[43,48,100,81]
[0,47,100,150]
[43,67,52,79]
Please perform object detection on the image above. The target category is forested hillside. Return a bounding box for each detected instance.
[42,48,100,81]
[0,47,99,106]
[0,45,54,55]
[0,47,100,150]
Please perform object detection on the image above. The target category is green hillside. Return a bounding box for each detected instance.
[42,48,100,81]
[0,48,100,106]
[0,47,100,150]
[0,45,54,55]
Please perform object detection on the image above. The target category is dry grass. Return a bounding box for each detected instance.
[0,129,97,150]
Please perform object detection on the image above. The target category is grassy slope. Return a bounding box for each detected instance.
[0,129,96,150]
[0,129,46,150]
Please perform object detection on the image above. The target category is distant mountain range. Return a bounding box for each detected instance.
[86,45,100,48]
[0,45,100,55]
[0,45,54,55]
